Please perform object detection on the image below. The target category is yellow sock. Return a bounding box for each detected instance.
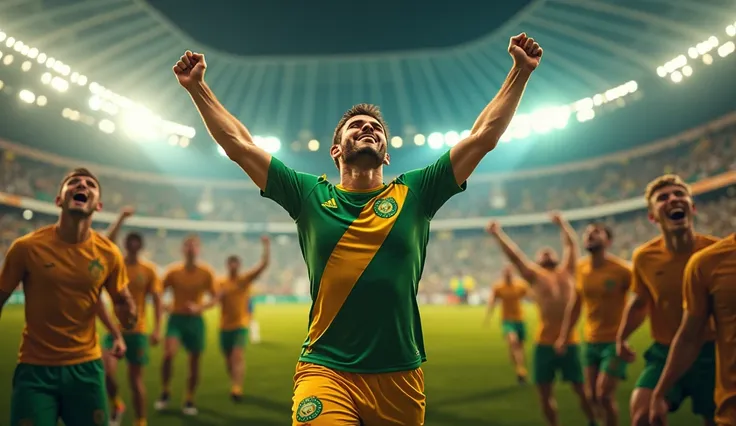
[231,385,242,395]
[109,396,124,409]
[516,366,528,377]
[134,419,147,426]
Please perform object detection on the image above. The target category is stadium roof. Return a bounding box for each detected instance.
[0,0,731,145]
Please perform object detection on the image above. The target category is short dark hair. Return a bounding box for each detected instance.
[227,255,240,263]
[184,234,200,244]
[589,222,613,240]
[125,232,144,247]
[59,167,101,195]
[331,103,389,168]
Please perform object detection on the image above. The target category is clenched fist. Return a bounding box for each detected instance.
[173,50,207,89]
[508,33,542,71]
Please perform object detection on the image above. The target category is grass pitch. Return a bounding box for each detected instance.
[0,304,702,425]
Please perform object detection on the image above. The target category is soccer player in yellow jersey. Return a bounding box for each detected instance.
[155,235,217,416]
[650,233,736,426]
[484,265,529,383]
[487,213,597,426]
[219,235,270,401]
[0,168,136,426]
[175,32,542,425]
[97,207,163,426]
[616,174,719,426]
[557,223,632,426]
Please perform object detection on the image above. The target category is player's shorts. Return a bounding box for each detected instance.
[501,320,526,342]
[533,344,584,385]
[102,333,149,365]
[165,314,205,353]
[583,341,628,379]
[291,362,425,426]
[10,359,108,426]
[220,327,249,353]
[635,341,716,418]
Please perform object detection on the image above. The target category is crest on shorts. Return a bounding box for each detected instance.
[296,396,323,422]
[373,197,398,218]
[88,258,104,280]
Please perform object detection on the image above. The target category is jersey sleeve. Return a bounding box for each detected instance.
[682,253,711,318]
[148,266,162,295]
[104,246,129,299]
[630,251,651,301]
[260,156,320,220]
[400,150,467,219]
[0,239,26,293]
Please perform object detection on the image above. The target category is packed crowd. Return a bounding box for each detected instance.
[1,186,733,295]
[1,115,734,222]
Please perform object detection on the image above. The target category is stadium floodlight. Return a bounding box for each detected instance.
[98,119,116,134]
[718,41,734,57]
[77,75,88,86]
[670,71,683,83]
[18,89,35,104]
[460,129,471,139]
[27,47,37,58]
[593,94,604,106]
[13,40,22,52]
[36,52,46,64]
[179,137,190,147]
[0,32,5,42]
[45,57,55,68]
[0,80,4,90]
[427,132,444,149]
[727,25,736,37]
[88,96,102,111]
[20,61,31,72]
[656,66,667,77]
[413,133,426,146]
[22,209,33,220]
[5,36,14,48]
[167,135,179,146]
[2,54,13,65]
[682,65,693,77]
[50,77,69,92]
[41,72,52,84]
[36,95,47,107]
[576,108,595,123]
[20,45,29,56]
[308,139,320,151]
[688,47,698,59]
[444,131,460,147]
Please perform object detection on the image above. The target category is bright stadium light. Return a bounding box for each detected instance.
[727,25,736,37]
[254,136,281,153]
[168,135,179,146]
[444,131,460,147]
[50,76,69,92]
[18,89,35,104]
[390,136,402,148]
[5,36,14,48]
[670,71,683,83]
[20,60,31,72]
[308,139,320,151]
[2,54,13,65]
[702,53,713,65]
[36,95,47,107]
[0,32,6,42]
[36,52,46,64]
[682,65,693,77]
[41,72,52,84]
[718,41,735,57]
[27,47,38,59]
[656,66,667,77]
[576,108,595,122]
[427,132,444,149]
[413,134,426,146]
[179,137,190,147]
[460,129,471,139]
[98,119,116,134]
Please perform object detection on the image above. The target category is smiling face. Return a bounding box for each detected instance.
[645,175,695,234]
[331,104,390,170]
[55,169,102,218]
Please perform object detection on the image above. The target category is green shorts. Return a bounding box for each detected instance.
[10,359,108,426]
[501,320,526,342]
[635,341,716,418]
[533,344,584,385]
[102,333,149,365]
[166,314,205,353]
[583,341,629,379]
[220,327,249,353]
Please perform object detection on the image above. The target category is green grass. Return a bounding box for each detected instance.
[0,304,702,426]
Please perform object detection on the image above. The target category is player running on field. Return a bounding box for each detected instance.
[219,235,270,401]
[487,213,597,426]
[616,174,718,426]
[556,223,632,426]
[484,264,530,383]
[174,32,542,425]
[98,207,163,426]
[155,235,217,416]
[650,233,736,426]
[0,168,136,426]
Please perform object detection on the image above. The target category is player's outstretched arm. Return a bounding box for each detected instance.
[650,254,711,423]
[550,212,579,274]
[449,33,541,185]
[105,206,134,242]
[174,51,270,191]
[486,221,539,285]
[243,236,271,284]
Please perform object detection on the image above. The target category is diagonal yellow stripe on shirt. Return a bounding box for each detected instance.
[306,183,409,348]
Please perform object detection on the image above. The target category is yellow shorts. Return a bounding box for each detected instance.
[291,362,425,426]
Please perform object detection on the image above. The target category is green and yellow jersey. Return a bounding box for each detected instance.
[261,151,465,373]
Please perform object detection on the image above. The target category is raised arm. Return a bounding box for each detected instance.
[105,206,134,242]
[0,239,26,320]
[242,236,271,285]
[550,212,579,275]
[486,221,540,284]
[449,34,542,185]
[174,51,271,191]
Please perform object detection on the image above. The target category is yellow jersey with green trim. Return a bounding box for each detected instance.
[261,151,466,373]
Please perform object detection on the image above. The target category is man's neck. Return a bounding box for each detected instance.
[125,254,139,265]
[229,272,239,280]
[662,227,696,254]
[185,258,197,269]
[55,214,91,244]
[590,250,606,268]
[339,165,384,191]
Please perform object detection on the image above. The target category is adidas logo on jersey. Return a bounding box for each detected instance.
[321,198,337,209]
